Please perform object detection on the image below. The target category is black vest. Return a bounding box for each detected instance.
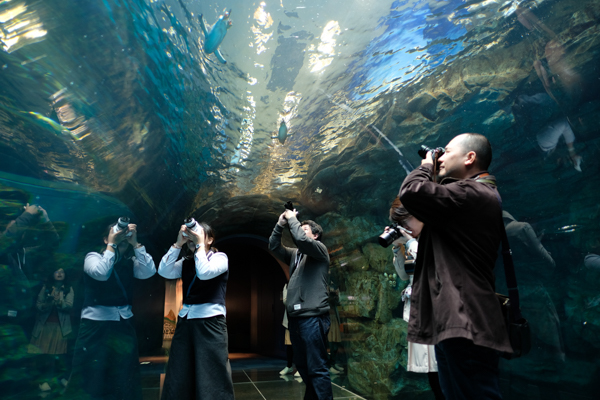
[181,252,228,305]
[83,253,135,308]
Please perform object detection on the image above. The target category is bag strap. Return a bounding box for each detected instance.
[500,223,524,321]
[474,175,524,321]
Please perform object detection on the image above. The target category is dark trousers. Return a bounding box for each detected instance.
[69,318,142,400]
[161,315,234,400]
[289,314,333,400]
[435,338,502,400]
[286,345,294,368]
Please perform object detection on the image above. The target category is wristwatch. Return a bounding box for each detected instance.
[108,243,117,249]
[195,243,201,249]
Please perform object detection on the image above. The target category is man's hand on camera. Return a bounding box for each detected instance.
[421,150,434,166]
[283,209,297,220]
[277,212,288,227]
[126,224,139,247]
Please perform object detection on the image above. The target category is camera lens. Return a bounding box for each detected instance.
[418,145,431,159]
[378,227,400,248]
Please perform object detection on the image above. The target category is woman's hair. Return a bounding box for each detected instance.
[46,269,71,293]
[198,221,218,253]
[389,196,411,224]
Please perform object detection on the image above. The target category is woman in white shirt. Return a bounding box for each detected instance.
[158,220,234,400]
[70,220,155,400]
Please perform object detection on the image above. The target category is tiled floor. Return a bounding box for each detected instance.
[140,353,365,400]
[6,353,364,399]
[229,362,365,400]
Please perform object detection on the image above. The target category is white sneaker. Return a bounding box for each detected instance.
[60,378,69,387]
[294,371,301,377]
[329,367,341,374]
[39,382,51,392]
[572,155,582,172]
[279,366,294,375]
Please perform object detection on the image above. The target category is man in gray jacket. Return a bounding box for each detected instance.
[269,209,332,400]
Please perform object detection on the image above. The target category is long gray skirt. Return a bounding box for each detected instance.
[161,315,234,400]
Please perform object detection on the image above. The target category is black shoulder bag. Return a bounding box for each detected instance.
[497,224,532,359]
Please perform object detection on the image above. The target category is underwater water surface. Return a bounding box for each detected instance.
[1,0,600,399]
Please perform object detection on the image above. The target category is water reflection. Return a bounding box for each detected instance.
[0,0,47,53]
[0,0,599,399]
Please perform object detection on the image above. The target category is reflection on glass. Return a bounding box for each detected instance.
[308,21,340,73]
[0,0,599,399]
[251,2,274,55]
[0,0,46,53]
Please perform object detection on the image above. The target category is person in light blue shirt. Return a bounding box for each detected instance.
[69,220,156,400]
[158,220,234,400]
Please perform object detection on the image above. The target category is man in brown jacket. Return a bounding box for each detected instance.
[399,133,511,400]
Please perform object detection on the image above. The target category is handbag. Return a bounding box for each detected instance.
[496,223,532,360]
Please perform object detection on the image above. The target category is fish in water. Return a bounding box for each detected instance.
[284,10,299,18]
[278,120,288,144]
[200,8,232,64]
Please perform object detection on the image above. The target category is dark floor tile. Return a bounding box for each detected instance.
[232,370,251,383]
[245,368,288,382]
[253,380,306,400]
[142,387,160,400]
[233,382,267,399]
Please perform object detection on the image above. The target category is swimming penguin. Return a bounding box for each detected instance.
[200,9,232,64]
[278,120,288,144]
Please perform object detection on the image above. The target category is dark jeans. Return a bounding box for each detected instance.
[435,338,502,400]
[289,314,333,400]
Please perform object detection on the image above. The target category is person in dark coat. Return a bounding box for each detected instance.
[399,133,511,400]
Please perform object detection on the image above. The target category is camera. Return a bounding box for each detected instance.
[284,201,294,211]
[182,217,200,237]
[113,217,133,237]
[418,145,445,159]
[378,223,412,248]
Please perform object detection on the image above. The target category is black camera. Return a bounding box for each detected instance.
[284,201,294,211]
[113,217,133,237]
[418,145,445,159]
[378,223,411,248]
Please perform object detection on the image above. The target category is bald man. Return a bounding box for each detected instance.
[399,133,511,400]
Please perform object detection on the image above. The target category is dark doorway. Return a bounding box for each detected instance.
[218,239,288,359]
